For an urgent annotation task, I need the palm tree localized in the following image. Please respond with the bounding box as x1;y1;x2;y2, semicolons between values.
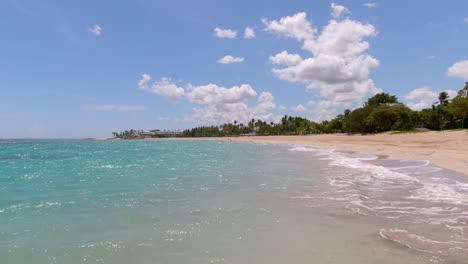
439;92;449;105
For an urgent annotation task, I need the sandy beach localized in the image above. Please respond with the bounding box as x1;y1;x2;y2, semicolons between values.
204;130;468;176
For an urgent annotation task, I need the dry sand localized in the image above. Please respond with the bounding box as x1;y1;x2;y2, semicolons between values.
216;130;468;176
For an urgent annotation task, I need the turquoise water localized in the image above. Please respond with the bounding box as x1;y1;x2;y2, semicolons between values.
1;139;466;263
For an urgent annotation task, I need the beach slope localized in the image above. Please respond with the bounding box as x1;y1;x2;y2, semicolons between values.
224;130;468;176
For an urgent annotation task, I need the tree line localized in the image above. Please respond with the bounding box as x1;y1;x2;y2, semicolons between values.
183;83;468;137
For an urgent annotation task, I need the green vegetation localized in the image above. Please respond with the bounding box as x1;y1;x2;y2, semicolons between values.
183;116;322;137
112;129;183;139
114;83;468;138
112;129;140;139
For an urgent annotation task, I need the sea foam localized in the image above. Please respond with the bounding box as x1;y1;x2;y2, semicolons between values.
288;145;468;258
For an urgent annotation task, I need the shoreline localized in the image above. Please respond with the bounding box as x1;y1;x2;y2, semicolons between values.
161;130;468;177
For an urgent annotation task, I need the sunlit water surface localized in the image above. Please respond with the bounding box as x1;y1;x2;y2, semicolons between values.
0;139;467;263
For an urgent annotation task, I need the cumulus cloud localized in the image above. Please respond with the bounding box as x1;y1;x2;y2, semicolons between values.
302;19;378;57
269;51;303;66
331;3;350;19
187;84;257;105
255;92;276;113
404;87;438;110
187;84;278;124
306;100;347;121
263;4;381;120
88;24;102;36
364;2;378;8
447;60;468;80
138;73;279;123
82;105;148;111
262;12;316;41
404;86;457;110
214;27;237;39
138;73;151;89
138;74;185;101
217;55;245;64
192;104;249;124
292;104;307;112
190;103;280;124
447;90;458;99
273;55;379;85
244;27;256;39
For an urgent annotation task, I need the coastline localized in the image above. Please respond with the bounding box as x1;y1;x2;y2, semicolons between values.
164;130;468;177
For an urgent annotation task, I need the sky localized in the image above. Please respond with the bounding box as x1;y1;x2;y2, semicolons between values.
1;0;468;138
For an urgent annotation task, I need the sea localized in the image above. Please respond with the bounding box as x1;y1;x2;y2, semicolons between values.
0;139;467;264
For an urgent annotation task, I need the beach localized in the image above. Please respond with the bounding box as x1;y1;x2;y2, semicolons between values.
213;130;468;177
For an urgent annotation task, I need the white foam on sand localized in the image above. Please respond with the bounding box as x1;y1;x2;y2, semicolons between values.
288;146;418;183
288;145;468;258
287;145;468;207
379;228;463;254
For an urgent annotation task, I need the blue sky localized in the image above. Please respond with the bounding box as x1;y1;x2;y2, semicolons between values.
1;0;468;138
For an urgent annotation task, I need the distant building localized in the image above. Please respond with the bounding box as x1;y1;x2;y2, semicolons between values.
139;129;182;137
155;130;183;136
140;131;157;137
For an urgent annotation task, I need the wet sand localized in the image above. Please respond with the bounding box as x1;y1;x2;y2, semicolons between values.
216;130;468;177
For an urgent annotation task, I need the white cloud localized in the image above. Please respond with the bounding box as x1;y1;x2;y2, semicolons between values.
88;24;102;36
331;3;350;19
191;103;281;124
306;79;380;104
269;51;302;66
447;90;458;99
464;17;468;23
363;2;378;8
214;27;237;39
292;104;307;112
427;55;436;60
138;73;280;123
192;104;249;124
302;19;378;57
255;92;276;113
187;84;256;105
273;55;379;85
306;100;347;121
404;87;438;110
138;73;151;89
186;84;278;124
262;12;316;41
83;105;148;111
264;5;381;120
217;55;245;64
404;86;458;110
244;27;256;39
138;75;185;101
447;60;468;80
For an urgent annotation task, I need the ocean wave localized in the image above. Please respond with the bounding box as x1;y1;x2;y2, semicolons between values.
379;228;464;255
288;144;468;258
408;183;468;204
288;145;417;183
1;201;65;214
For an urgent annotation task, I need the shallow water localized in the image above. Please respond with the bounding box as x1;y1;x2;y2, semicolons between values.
0;139;466;263
288;145;468;263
